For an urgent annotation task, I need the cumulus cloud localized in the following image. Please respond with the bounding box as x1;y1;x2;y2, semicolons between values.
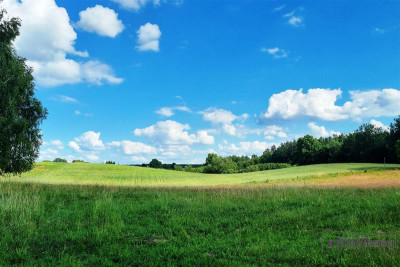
77;5;124;38
2;0;122;87
136;23;161;52
69;131;105;152
260;47;288;58
197;130;215;145
218;141;271;156
68;141;81;152
261;88;346;121
108;140;156;154
134;120;214;145
261;88;400;122
111;0;160;11
308;122;340;138
263;125;287;140
155;106;191;117
342;89;400;119
370;119;389;131
201;108;249;136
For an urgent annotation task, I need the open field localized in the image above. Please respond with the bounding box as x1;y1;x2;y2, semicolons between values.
2;162;400;187
1;163;400;265
0;182;399;266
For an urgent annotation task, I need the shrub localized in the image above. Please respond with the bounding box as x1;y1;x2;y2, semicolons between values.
53;158;67;163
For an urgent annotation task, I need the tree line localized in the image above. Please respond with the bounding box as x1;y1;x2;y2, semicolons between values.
145;116;400;174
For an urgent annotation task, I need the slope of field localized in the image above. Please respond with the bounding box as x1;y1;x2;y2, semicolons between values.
2;162;400;187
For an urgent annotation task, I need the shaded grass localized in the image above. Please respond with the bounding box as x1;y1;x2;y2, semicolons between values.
3;162;400;187
0;182;399;266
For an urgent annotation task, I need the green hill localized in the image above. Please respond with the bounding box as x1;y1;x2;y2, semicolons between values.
3;162;400;187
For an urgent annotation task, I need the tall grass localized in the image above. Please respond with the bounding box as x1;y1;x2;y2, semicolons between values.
0;182;399;266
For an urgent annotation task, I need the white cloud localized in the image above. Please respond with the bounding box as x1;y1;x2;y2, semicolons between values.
131;156;149;163
342;89;400;119
71;131;105;151
77;5;124;38
308;122;340;138
81;60;124;85
134;120;214;145
373;27;385;34
49;140;64;149
273;5;285;12
68;141;81;152
108;140;156;155
111;0;160;11
136;23;161;52
59;95;78;103
86;154;99;161
283;10;303;27
197;130;214;145
218;141;270;156
155;106;191;117
263;125;287;140
370;119;389;131
260;47;288;58
160;145;192;157
262;88;400;122
201;108;248;136
261;88;348;121
2;0;122;87
43;140;64;149
38;148;58;161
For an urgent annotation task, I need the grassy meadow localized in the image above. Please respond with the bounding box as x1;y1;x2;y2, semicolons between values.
1;163;400;265
5;161;400;187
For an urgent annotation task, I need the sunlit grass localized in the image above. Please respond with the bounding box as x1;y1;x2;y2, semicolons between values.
2;162;399;187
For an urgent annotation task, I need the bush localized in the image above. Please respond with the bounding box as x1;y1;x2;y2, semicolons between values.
72;159;84;163
105;161;115;164
53;158;67;163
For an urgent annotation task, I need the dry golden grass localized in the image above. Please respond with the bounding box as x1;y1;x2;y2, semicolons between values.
268;170;400;189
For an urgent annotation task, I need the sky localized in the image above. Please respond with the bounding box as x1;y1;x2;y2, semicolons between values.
1;0;400;164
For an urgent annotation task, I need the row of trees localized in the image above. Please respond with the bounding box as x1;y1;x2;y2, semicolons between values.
145;116;400;173
261;117;400;165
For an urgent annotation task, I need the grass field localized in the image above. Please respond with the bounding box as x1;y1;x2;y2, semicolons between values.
3;162;400;187
0;182;399;266
1;163;400;265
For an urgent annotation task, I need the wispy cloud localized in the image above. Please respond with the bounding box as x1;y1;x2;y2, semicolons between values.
273;5;285;12
283;10;304;27
260;47;288;58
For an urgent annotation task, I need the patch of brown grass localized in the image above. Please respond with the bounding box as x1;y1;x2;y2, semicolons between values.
283;170;400;189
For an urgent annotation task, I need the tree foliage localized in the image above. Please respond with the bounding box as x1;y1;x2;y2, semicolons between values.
149;158;162;169
0;10;47;175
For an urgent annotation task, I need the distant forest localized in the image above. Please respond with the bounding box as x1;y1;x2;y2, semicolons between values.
141;116;400;174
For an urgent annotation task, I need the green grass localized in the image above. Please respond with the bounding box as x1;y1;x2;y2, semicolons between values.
3;162;400;187
1;163;399;265
0;182;399;266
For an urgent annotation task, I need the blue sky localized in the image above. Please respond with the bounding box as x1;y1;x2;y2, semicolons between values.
2;0;400;163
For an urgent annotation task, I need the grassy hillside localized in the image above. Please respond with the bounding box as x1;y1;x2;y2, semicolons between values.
1;182;399;266
3;162;399;187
